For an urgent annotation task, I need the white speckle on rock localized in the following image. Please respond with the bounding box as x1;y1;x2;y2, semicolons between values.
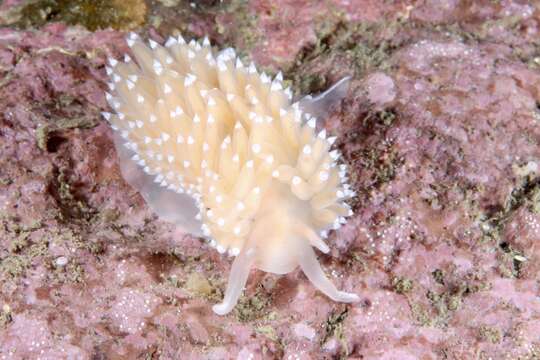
322;337;338;351
365;72;396;105
236;347;255;360
292;322;316;341
54;256;68;267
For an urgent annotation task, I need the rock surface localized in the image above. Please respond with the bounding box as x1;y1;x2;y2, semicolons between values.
1;1;539;359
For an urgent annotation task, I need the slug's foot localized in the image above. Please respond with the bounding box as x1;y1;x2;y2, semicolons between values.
212;247;256;315
299;244;359;303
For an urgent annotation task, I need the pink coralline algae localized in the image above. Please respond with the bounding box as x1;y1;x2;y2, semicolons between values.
1;1;540;359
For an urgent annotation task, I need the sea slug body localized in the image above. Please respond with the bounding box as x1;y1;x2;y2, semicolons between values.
103;32;359;315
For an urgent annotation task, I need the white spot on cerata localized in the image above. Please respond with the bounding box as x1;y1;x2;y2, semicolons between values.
104;35;355;315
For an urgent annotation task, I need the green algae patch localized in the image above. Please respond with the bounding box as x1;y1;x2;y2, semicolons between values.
392;276;413;294
1;255;28;278
0;217;47;279
479;170;540;245
286;16;404;95
530;184;540;213
32;93;101;153
478;325;502;344
401;270;491;328
497;242;526;279
235;292;270;322
16;0;146;31
432;269;445;285
354;142;405;189
185;272;213;298
321;308;350;358
410;302;432;327
234;284;273;323
0;305;13;328
48;259;86;284
255;325;278;342
215;0;261;56
1;241;49;278
147;0;259;61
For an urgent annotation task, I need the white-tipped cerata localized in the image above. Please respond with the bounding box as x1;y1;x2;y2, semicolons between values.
104;34;356;316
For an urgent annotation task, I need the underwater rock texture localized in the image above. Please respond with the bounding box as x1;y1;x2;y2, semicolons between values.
1;1;540;359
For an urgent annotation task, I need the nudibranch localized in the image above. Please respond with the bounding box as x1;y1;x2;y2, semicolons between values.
103;32;359;315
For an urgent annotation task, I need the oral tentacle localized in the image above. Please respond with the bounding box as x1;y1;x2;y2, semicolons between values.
298;243;359;303
212;246;256;315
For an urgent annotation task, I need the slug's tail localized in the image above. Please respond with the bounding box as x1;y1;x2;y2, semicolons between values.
297;76;351;129
112;131;204;236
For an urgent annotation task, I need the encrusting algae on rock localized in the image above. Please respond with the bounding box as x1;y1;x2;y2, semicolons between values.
102;32;358;315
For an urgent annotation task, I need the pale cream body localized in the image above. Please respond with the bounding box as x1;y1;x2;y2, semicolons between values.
104;33;358;315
